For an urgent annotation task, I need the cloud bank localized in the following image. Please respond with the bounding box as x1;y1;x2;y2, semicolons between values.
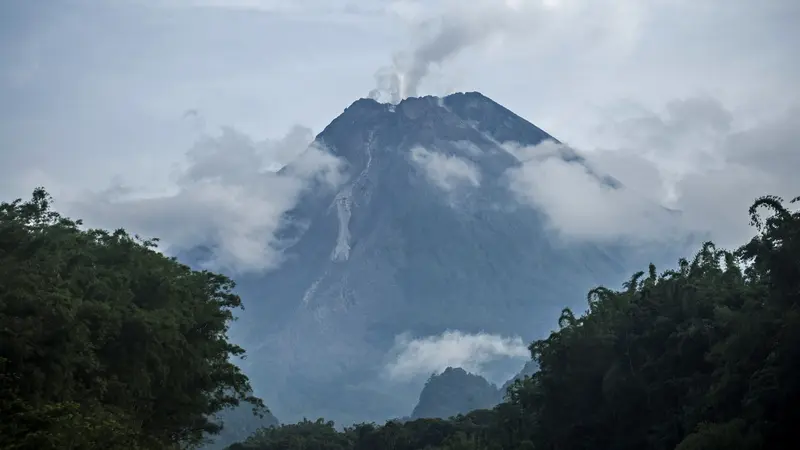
385;330;530;381
69;125;346;273
410;146;481;192
504;97;800;249
505;139;682;244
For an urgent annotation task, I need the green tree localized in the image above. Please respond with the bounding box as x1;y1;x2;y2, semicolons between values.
0;188;265;449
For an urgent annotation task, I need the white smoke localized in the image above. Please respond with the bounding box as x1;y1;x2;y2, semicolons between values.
368;0;632;103
368;1;522;102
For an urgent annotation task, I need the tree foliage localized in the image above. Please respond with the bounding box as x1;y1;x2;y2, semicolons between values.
225;194;799;450
0;188;265;450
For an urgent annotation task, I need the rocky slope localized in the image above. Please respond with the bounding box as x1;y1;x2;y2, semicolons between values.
198;92;652;425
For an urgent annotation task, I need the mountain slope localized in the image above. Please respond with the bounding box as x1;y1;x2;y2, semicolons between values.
203;407;279;450
217;92;645;425
408;359;540;421
411;368;503;420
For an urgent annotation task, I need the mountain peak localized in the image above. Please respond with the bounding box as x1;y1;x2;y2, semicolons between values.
347;91;492;108
316;91;557;174
233;91;633;426
338;92;549;141
411;366;503;419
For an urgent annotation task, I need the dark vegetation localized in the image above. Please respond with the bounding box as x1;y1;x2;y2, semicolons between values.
204;405;279;450
410;368;504;420
2;188;798;449
0;189;265;450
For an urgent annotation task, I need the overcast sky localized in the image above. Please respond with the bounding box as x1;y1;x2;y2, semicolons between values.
3;0;799;384
2;0;799;266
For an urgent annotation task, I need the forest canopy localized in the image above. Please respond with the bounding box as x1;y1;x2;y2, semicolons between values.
0;188;265;450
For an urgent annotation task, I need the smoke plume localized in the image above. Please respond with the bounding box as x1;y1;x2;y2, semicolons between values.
369;0;554;103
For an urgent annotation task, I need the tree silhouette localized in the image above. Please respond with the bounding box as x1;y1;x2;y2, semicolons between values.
0;188;265;450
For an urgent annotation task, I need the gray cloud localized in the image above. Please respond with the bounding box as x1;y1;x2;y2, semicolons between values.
505;140;680;244
385;330;530;381
0;0;391;199
69;126;346;273
410;146;481;192
505;98;800;249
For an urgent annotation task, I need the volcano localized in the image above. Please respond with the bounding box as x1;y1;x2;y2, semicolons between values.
217;92;642;426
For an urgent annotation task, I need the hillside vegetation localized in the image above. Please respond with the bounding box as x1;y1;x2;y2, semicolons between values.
0;189;265;450
1;188;798;450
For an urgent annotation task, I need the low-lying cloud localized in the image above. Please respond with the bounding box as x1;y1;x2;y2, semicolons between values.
385;330;530;381
410;146;481;192
69;125;346;273
505;140;682;244
504;97;800;249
